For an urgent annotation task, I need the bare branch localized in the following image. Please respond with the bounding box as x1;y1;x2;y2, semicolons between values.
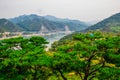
77;71;83;80
89;75;96;80
87;52;96;62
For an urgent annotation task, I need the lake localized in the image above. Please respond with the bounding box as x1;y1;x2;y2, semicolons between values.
44;33;66;51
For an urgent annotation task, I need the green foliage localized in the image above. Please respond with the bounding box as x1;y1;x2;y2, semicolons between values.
51;31;120;80
98;67;120;80
0;31;120;80
110;26;120;33
0;36;50;80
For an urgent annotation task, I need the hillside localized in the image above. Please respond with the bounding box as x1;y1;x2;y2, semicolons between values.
9;14;89;32
0;19;22;32
84;13;120;33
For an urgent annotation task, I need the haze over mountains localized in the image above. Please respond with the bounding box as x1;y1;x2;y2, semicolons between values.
0;12;120;33
0;14;89;33
84;12;120;33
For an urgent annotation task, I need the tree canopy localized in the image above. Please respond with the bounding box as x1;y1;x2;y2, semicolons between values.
0;32;120;80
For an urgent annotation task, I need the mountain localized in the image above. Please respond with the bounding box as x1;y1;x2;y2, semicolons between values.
0;19;22;32
84;13;120;33
45;15;90;30
9;14;89;32
44;15;69;22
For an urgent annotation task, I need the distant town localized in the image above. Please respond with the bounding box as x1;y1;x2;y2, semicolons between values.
0;25;73;40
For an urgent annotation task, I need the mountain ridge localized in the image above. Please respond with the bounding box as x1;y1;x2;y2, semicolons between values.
83;12;120;32
9;14;89;32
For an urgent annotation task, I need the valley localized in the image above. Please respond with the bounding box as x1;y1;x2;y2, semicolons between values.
0;10;120;80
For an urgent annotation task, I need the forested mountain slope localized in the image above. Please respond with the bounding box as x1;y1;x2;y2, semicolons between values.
0;19;22;32
84;13;120;32
9;14;89;31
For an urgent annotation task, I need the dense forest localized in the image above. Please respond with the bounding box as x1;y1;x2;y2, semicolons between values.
84;13;120;32
0;31;120;80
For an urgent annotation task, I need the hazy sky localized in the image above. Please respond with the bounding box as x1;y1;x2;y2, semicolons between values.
0;0;120;21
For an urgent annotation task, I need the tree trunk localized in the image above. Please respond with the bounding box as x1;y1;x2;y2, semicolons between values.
84;75;88;80
84;62;90;80
84;69;89;80
33;66;37;80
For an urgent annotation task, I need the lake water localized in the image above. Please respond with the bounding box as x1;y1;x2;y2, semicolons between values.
44;33;66;51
